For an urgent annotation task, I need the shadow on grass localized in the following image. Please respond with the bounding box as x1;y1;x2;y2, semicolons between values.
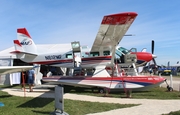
17;97;54;108
0;95;12;98
32;110;52;114
0;84;20;88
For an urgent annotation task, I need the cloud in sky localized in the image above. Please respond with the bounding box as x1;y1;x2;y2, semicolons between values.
0;0;180;65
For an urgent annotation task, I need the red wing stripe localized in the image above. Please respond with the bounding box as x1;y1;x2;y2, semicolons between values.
101;12;137;25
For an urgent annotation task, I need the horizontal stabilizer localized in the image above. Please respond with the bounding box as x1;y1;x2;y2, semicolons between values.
11;39;37;57
10;50;37;56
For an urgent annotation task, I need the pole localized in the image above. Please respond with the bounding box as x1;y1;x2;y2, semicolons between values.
0;75;4;107
50;86;69;115
22;72;26;99
170;73;173;88
159;73;162;87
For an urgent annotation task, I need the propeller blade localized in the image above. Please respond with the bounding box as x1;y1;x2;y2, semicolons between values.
152;40;154;54
153;58;157;66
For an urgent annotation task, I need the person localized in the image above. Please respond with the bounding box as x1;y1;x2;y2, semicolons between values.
149;68;153;75
27;69;35;92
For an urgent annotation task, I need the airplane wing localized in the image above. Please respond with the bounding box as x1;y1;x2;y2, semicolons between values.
90;12;138;64
0;66;33;75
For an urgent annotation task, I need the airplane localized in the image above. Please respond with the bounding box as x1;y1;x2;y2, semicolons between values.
11;12;166;96
11;30;156;68
10;13;157;69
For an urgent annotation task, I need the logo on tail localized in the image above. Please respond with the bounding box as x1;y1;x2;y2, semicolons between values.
20;39;32;45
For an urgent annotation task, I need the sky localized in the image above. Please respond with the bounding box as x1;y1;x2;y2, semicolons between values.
0;0;180;66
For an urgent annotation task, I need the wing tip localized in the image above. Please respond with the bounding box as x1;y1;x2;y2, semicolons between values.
102;12;138;25
105;12;138;17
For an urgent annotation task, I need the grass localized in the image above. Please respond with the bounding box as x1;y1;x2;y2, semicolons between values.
67;86;180;99
0;89;137;115
1;85;180;115
162;111;180;115
68;87;180;115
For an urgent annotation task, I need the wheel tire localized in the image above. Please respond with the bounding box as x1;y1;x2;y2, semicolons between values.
169;87;173;91
99;88;104;94
167;86;173;91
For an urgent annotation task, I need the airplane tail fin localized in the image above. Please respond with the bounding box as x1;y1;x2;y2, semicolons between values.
17;28;37;55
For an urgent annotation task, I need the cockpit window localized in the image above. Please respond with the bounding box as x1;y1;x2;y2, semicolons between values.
117;47;130;55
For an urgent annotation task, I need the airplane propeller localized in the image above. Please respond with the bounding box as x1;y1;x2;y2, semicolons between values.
151;40;154;54
151;40;157;65
145;40;158;74
151;40;158;73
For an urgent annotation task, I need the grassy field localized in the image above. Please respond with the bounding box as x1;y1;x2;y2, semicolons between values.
65;86;180;99
162;111;180;115
64;86;180;115
1;85;180;115
0;89;137;115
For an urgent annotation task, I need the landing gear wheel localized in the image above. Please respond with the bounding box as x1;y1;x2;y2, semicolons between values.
126;90;132;98
91;88;94;93
167;85;173;91
98;88;104;94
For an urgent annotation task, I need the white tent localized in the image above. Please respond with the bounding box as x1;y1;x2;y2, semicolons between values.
0;43;72;85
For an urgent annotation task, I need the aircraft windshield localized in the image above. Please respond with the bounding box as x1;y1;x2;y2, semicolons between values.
117;47;130;55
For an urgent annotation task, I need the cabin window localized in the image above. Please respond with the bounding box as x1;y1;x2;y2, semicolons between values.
81;52;89;57
90;52;99;57
103;51;110;56
66;54;72;58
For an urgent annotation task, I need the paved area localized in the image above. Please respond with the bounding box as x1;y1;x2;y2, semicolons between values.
1;86;180;115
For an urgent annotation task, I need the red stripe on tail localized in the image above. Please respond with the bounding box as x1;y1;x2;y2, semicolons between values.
13;40;22;46
17;28;31;38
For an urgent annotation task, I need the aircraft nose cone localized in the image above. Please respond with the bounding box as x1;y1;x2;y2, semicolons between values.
152;54;157;58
